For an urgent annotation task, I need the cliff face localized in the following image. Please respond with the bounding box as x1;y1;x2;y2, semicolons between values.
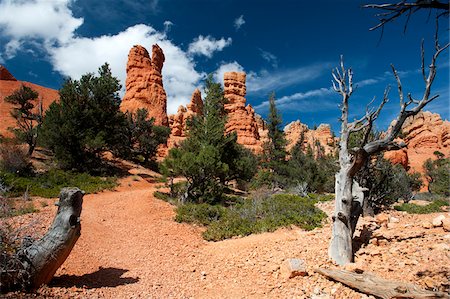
0;66;59;137
284;121;336;156
385;111;450;174
167;89;203;149
120;44;168;126
223;72;263;153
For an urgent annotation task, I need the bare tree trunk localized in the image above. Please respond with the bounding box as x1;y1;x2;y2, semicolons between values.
316;268;449;299
24;188;84;290
328;32;448;264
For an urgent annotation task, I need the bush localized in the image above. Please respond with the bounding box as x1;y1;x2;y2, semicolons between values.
0;142;32;174
424;154;449;196
175;193;326;241
356;156;422;213
0;169;117;198
0;222;32;292
394;199;449;214
175;203;228;226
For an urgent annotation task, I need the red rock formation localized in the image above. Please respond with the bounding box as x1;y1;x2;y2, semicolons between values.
0;65;17;81
384;148;409;169
385;111;450;174
223;72;262;153
167;89;204;149
0;67;59;137
284;121;336;156
120;44;168;126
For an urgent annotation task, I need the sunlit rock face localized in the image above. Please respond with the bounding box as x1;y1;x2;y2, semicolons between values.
0;66;59;137
284;121;337;156
167;89;203;149
385;111;450;176
121;44;168;126
223;72;263;153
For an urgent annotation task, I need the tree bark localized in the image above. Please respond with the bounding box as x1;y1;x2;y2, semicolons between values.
24;187;84;290
315;268;449;299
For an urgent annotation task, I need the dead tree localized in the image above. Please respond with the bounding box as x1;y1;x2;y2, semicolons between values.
1;188;84;292
364;0;449;34
329;35;449;265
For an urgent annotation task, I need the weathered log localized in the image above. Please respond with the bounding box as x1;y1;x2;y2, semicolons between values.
24;187;84;290
315;268;449;299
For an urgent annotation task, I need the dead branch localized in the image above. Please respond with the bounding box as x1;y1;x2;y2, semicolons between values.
315;268;449;299
364;1;449;32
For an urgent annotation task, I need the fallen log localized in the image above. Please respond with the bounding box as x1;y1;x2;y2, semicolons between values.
1;188;84;292
315;268;449;299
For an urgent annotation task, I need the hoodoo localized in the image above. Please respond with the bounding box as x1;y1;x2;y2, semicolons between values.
120;44;169;126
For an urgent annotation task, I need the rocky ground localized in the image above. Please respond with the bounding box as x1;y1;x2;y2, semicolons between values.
2;166;449;298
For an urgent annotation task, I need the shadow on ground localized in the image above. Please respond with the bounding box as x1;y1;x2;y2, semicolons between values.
50;267;139;289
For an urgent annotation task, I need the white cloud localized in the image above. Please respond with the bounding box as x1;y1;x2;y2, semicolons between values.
0;0;216;115
0;0;83;48
247;62;332;94
188;35;232;58
254;87;334;111
213;61;245;84
234;15;245;30
48;24;204;114
163;20;174;32
258;48;278;68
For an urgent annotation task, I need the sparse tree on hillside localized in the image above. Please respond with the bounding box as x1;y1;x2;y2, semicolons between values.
262;92;289;189
329;33;448;264
424;151;449;196
123;108;170;165
5;85;43;156
40;63;126;171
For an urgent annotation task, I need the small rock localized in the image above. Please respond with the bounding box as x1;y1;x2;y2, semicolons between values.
280;258;307;279
432;215;445;227
389;216;400;223
442;218;450;232
422;221;433;229
375;214;389;226
201;271;207;276
387;223;397;229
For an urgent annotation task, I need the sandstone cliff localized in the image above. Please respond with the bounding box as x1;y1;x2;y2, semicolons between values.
223;72;262;153
284;121;336;156
167;89;203;149
0;66;59;137
385;111;450;173
120;44;168;126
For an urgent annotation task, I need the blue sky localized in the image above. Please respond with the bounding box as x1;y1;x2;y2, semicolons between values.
0;0;448;133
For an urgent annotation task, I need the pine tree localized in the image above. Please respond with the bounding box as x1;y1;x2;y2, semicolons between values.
263;92;289;188
5;85;43;156
163;75;256;203
41;63;126;171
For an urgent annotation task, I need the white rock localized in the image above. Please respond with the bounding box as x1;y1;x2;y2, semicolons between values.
432;215;446;227
389;216;400;223
280;258;307;279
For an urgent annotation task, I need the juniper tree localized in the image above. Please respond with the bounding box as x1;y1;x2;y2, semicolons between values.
5;85;43;156
41;63;126;171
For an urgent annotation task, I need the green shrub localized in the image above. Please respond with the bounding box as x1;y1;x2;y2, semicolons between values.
0;199;38;218
424;155;449;196
153;191;170;202
394;199;449;214
175;193;326;241
308;193;334;202
0;169;117;198
175;203;228;226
